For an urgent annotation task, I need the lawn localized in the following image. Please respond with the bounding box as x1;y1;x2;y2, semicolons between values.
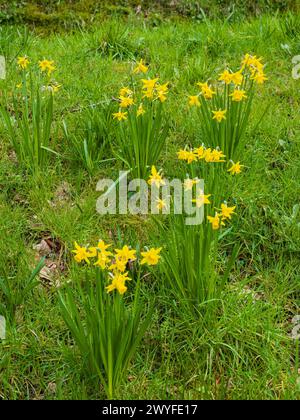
0;2;299;400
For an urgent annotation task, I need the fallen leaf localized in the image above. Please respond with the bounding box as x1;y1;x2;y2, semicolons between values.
33;239;52;256
39;264;61;288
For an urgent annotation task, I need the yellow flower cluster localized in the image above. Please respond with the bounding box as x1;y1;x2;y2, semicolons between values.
38;59;56;76
177;146;244;175
112;86;134;121
17;56;61;94
113;59;169;122
17;56;56;76
177;146;226;163
189;189;236;230
207;203;236;230
197;82;216;99
188;53;267;111
219;54;267;86
141;78;169;102
241;54;268;84
146;165;237;229
72;240;162;295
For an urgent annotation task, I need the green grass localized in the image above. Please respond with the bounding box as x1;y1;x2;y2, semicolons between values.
0;0;298;30
0;10;299;400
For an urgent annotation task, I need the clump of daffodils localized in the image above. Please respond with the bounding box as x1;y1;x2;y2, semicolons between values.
177;145;226;164
187;53;267;160
16;56;61;94
188;53;267;111
207;203;236;230
146;165;236;230
177;145;244;175
241;53;268;84
112;58;169;122
72;240;162;295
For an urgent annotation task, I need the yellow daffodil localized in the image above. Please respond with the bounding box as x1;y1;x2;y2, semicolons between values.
49;83;62;93
207;212;224;230
177;149;189;160
38;59;56;76
192;191;211;208
137;103;145;116
156;82;169;102
186;150;197;164
228;161;244;174
141;78;159;99
94;252;111;269
218;69;232;84
156;91;167;102
188;95;200;107
148;166;165;188
156;198;167;210
133;59;148;74
241;53;252;67
231;71;243;86
197;82;216;99
184;178;199;191
89;240;113;268
141;78;159;90
143;88;153;99
194;146;205;159
17;56;30;70
119;95;134;108
109;258;127;273
113;111;128;121
203;148;213;162
178;148;200;163
230;89;247;102
252;71;268;84
87;247;98;258
114;245;136;263
209;149;226;163
72;242;93;264
212;109;227;123
250;56;264;72
119;86;133;96
220;203;236;220
242;53;255;67
106;271;131;295
141;247;162;266
241;54;264;74
96;240;112;253
204;148;226;163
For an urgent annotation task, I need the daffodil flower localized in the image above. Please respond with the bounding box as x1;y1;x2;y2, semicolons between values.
141;248;162;266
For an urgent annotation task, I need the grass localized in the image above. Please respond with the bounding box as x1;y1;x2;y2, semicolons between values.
0;10;299;400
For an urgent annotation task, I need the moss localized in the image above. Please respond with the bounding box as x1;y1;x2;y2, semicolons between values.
103;5;132;16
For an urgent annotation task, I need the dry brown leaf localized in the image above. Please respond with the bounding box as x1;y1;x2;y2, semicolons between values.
33;239;52;256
